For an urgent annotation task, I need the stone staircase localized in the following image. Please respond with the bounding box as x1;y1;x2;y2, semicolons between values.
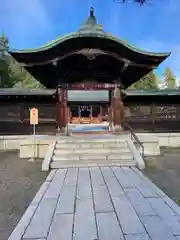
50;137;136;168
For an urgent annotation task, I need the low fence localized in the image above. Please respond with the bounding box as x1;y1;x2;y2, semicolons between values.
0;102;180;134
124;104;180;132
0;103;57;135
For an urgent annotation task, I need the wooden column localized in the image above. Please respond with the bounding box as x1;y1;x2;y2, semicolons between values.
108;106;113;131
56;88;62;131
108;90;112;130
90;105;93;122
99;105;103;122
111;85;124;133
68;107;71;123
61;88;68;129
56;87;68;133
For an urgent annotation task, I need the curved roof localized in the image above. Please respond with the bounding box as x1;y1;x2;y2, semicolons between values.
10;32;170;57
8;8;170;89
9;8;170;58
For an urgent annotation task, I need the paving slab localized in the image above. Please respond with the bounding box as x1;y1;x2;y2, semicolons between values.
125;188;156;216
125;234;150;240
55;168;78;214
47;213;73;240
23;199;57;239
73;198;97;240
140;215;177;240
96;211;124;240
43;169;67;199
9;167;180;240
76;168;92;199
90;167;113;212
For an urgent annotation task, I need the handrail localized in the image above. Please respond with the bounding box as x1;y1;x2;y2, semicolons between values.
122;122;144;157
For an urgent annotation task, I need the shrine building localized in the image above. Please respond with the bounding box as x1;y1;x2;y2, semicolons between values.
3;7;177;135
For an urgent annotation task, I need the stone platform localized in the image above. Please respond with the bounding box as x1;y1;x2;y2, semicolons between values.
9;167;180;240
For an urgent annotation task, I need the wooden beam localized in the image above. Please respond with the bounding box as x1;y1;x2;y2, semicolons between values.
120;62;129;73
19;48;156;70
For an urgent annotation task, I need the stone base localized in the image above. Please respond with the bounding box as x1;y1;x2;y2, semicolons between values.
57;126;71;136
113;125;123;134
20;139;51;159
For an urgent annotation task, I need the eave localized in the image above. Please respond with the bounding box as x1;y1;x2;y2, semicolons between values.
9;32;170;59
8;8;170;89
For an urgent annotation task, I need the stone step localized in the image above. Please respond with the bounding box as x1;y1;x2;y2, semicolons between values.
55;141;128;149
56;139;128;144
52;152;133;161
50;159;135;168
54;147;131;155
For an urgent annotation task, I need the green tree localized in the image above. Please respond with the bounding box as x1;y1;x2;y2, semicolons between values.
13;74;44;88
0;33;43;89
0;33;12;87
164;67;176;89
0;33;21;87
10;57;44;88
129;71;158;90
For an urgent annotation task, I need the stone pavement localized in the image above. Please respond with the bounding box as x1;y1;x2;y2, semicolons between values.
9;167;180;240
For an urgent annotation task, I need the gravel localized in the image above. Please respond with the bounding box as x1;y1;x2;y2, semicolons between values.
0;151;48;240
144;147;180;203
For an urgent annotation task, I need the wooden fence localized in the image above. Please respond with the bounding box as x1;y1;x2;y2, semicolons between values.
0;102;180;134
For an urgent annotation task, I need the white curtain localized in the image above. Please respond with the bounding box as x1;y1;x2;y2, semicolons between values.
68;90;109;102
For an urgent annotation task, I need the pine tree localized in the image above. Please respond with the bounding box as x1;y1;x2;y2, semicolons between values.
164;67;176;89
129;71;158;90
0;33;19;87
0;33;43;89
0;33;10;87
145;71;158;89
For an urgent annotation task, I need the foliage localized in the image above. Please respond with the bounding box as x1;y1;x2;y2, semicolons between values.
129;71;158;90
0;33;16;87
164;67;176;89
0;33;43;89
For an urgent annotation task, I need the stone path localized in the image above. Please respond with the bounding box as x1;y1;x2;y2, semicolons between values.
8;167;180;240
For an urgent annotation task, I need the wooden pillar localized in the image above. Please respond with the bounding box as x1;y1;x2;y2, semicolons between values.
108;90;112;130
56;102;62;130
61;88;68;129
111;85;124;133
68;106;71;123
90;105;93;122
56;88;62;131
99;105;103;122
56;86;68;133
108;106;113;130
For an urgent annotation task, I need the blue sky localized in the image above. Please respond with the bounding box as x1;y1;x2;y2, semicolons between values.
0;0;180;80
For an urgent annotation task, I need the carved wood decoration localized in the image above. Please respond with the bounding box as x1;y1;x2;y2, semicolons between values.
58;83;121;90
20;48;155;70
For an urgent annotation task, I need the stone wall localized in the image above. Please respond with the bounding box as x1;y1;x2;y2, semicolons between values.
0;133;180;159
